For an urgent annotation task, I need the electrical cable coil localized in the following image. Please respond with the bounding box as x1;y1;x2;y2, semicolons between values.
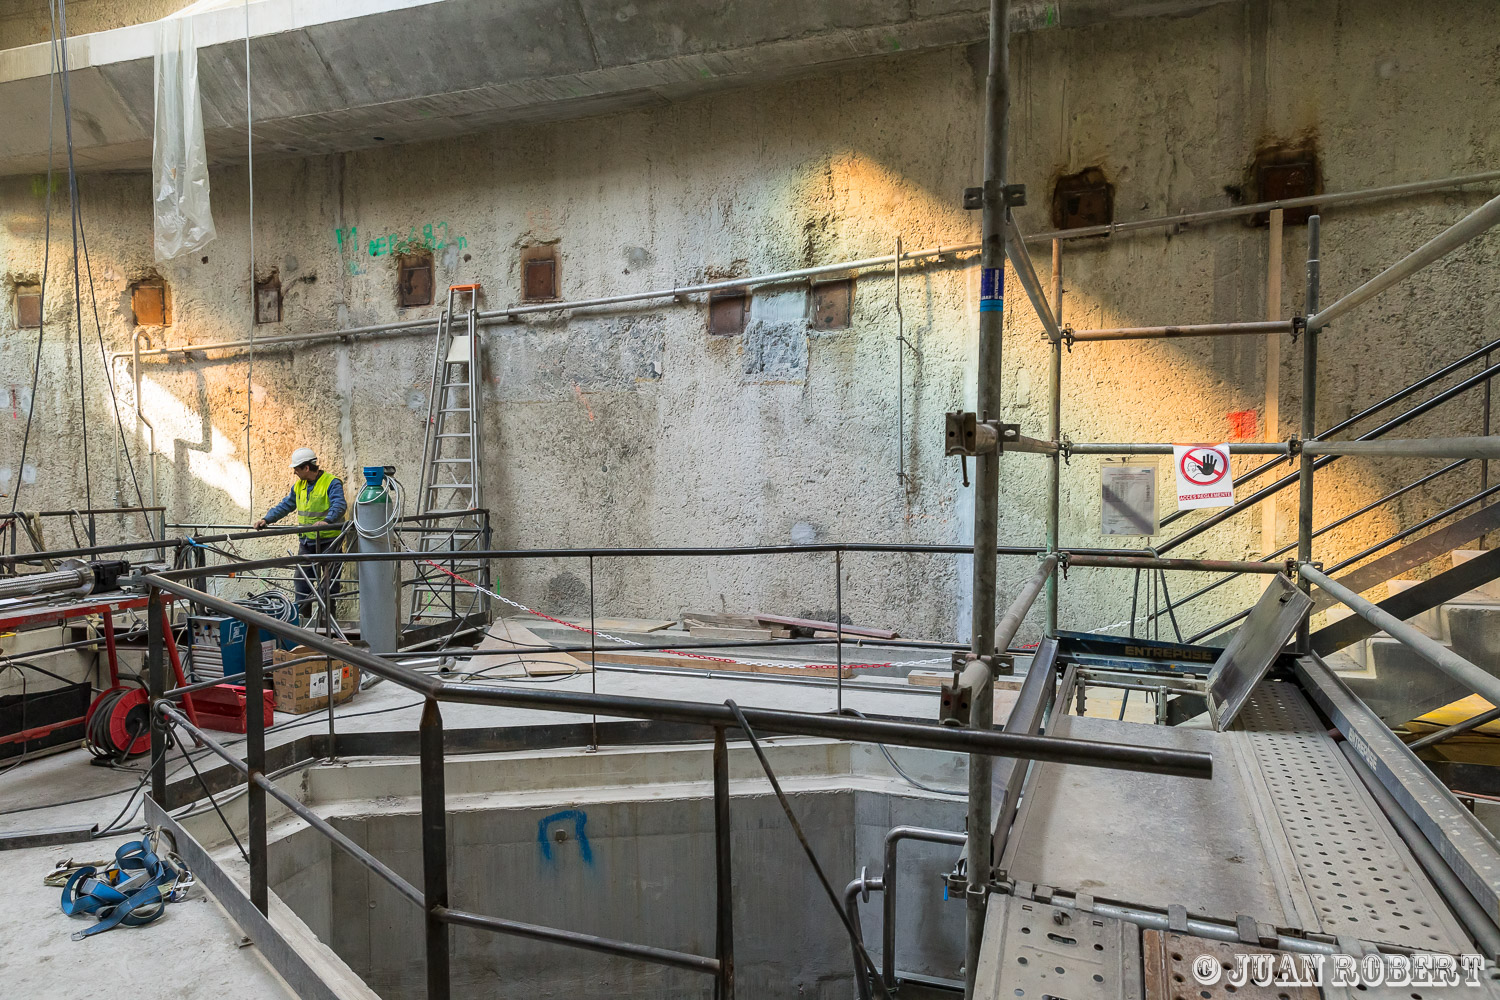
85;687;151;760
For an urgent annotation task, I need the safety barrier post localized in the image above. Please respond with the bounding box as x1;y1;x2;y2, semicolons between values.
713;726;736;1000
244;627;269;915
1296;215;1321;653
147;587;168;805
420;698;451;1000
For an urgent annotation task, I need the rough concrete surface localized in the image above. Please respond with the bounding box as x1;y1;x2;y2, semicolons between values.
2;0;1499;648
0;840;296;1000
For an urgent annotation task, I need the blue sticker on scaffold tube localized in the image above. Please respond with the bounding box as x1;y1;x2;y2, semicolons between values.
980;267;1003;312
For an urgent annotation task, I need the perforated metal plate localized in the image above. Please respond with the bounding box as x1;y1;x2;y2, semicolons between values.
1143;931;1317;1000
1234;684;1470;952
974;893;1143;1000
1206;574;1311;731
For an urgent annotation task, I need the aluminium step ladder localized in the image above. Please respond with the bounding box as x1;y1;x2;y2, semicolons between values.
409;285;491;627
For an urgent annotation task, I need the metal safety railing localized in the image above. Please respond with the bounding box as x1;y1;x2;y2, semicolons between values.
136;556;1212;1000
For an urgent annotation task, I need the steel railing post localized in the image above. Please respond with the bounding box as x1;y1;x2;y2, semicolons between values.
147;587;168;805
713;726;735;1000
420;698;451;1000
1046;238;1063;636
1296;215;1321;653
244;626;269;915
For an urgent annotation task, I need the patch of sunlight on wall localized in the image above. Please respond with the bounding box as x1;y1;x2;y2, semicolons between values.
123;375;252;510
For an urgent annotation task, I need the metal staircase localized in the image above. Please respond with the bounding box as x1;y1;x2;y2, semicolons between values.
409;285;490;627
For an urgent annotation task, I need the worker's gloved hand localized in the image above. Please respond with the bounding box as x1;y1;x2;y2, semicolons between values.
253;518;268;530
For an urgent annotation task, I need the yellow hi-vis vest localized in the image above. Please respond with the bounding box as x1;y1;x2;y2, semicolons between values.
293;472;342;540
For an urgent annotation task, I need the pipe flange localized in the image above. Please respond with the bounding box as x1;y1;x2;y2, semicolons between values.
1062;327;1076;351
1059;435;1074;464
1286;435;1304;456
1290;315;1306;341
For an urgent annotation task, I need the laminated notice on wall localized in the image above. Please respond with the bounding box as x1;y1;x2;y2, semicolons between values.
1101;461;1159;535
1173;444;1235;510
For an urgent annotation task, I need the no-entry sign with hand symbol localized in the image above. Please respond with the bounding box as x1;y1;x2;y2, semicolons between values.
1173;443;1234;510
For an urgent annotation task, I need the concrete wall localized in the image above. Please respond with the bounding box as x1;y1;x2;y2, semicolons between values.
270;789;966;999
3;0;1499;644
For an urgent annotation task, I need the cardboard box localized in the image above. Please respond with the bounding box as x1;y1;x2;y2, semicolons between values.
271;645;360;714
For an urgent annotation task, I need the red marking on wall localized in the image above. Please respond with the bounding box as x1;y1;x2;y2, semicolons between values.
1227;409;1259;441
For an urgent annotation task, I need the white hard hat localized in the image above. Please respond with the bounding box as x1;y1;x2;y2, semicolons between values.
288;447;317;468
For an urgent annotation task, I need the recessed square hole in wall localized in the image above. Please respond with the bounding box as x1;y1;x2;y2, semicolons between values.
397;253;434;307
810;278;854;331
1052;167;1114;231
13;285;40;328
1252;143;1320;225
130;279;170;326
708;288;749;336
255;274;282;324
521;246;559;303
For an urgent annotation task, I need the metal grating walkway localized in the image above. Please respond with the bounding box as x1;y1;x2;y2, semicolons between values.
1000;682;1470;952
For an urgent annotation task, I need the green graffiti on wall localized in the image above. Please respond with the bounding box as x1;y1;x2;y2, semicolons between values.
333;221;468;275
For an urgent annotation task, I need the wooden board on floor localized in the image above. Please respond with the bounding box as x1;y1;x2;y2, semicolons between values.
522;616;677;633
683;611;765;630
569;648;852;678
467;621;589;677
687;625;791;640
908;668;1024;691
754;613;900;640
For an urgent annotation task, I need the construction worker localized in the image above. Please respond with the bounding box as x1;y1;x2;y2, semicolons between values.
254;448;346;618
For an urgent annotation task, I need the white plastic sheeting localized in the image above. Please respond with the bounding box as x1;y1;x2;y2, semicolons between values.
152;13;215;261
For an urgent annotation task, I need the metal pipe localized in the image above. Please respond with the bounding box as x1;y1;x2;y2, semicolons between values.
1159;333;1500;533
135;575;1214;778
1310;192;1500;334
1297;217;1322;654
881;826;968;990
1004;215;1061;343
845;874;885;1000
108;171;1500;371
713;727;736;999
1046;239;1062;637
1303;437;1500;459
434;906;719;974
1067;442;1291;455
1151;458;1470;621
1157;359;1500;554
1325;482;1500;575
148;589;167;805
1409;707;1500;752
1339;742;1500;960
1068;319;1295;342
132;330;157;508
968;2;1012;990
0;563;91;600
1067;554;1282;574
421;699;451;1000
244;627;268;915
1300;563;1500;709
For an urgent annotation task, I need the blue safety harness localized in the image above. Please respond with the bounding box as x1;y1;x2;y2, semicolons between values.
60;835;192;940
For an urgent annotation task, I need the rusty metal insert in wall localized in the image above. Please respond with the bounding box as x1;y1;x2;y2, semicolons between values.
521;245;559;302
255;274;282;325
130;278;170;327
708;288;748;335
1052;167;1114;231
1251;143;1320;225
397;253;434;307
13;285;40;328
810;277;854;330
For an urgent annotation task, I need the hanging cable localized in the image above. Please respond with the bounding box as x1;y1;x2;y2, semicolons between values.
52;0;95;534
9;2;60;516
243;0;256;515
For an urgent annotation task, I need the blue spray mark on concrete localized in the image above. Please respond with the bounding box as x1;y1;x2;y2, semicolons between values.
537;809;593;866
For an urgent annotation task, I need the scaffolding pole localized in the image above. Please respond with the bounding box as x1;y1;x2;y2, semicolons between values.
1046;239;1063;637
1309;191;1500;334
967;0;1011;992
1067;319;1296;342
1296;216;1322;654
